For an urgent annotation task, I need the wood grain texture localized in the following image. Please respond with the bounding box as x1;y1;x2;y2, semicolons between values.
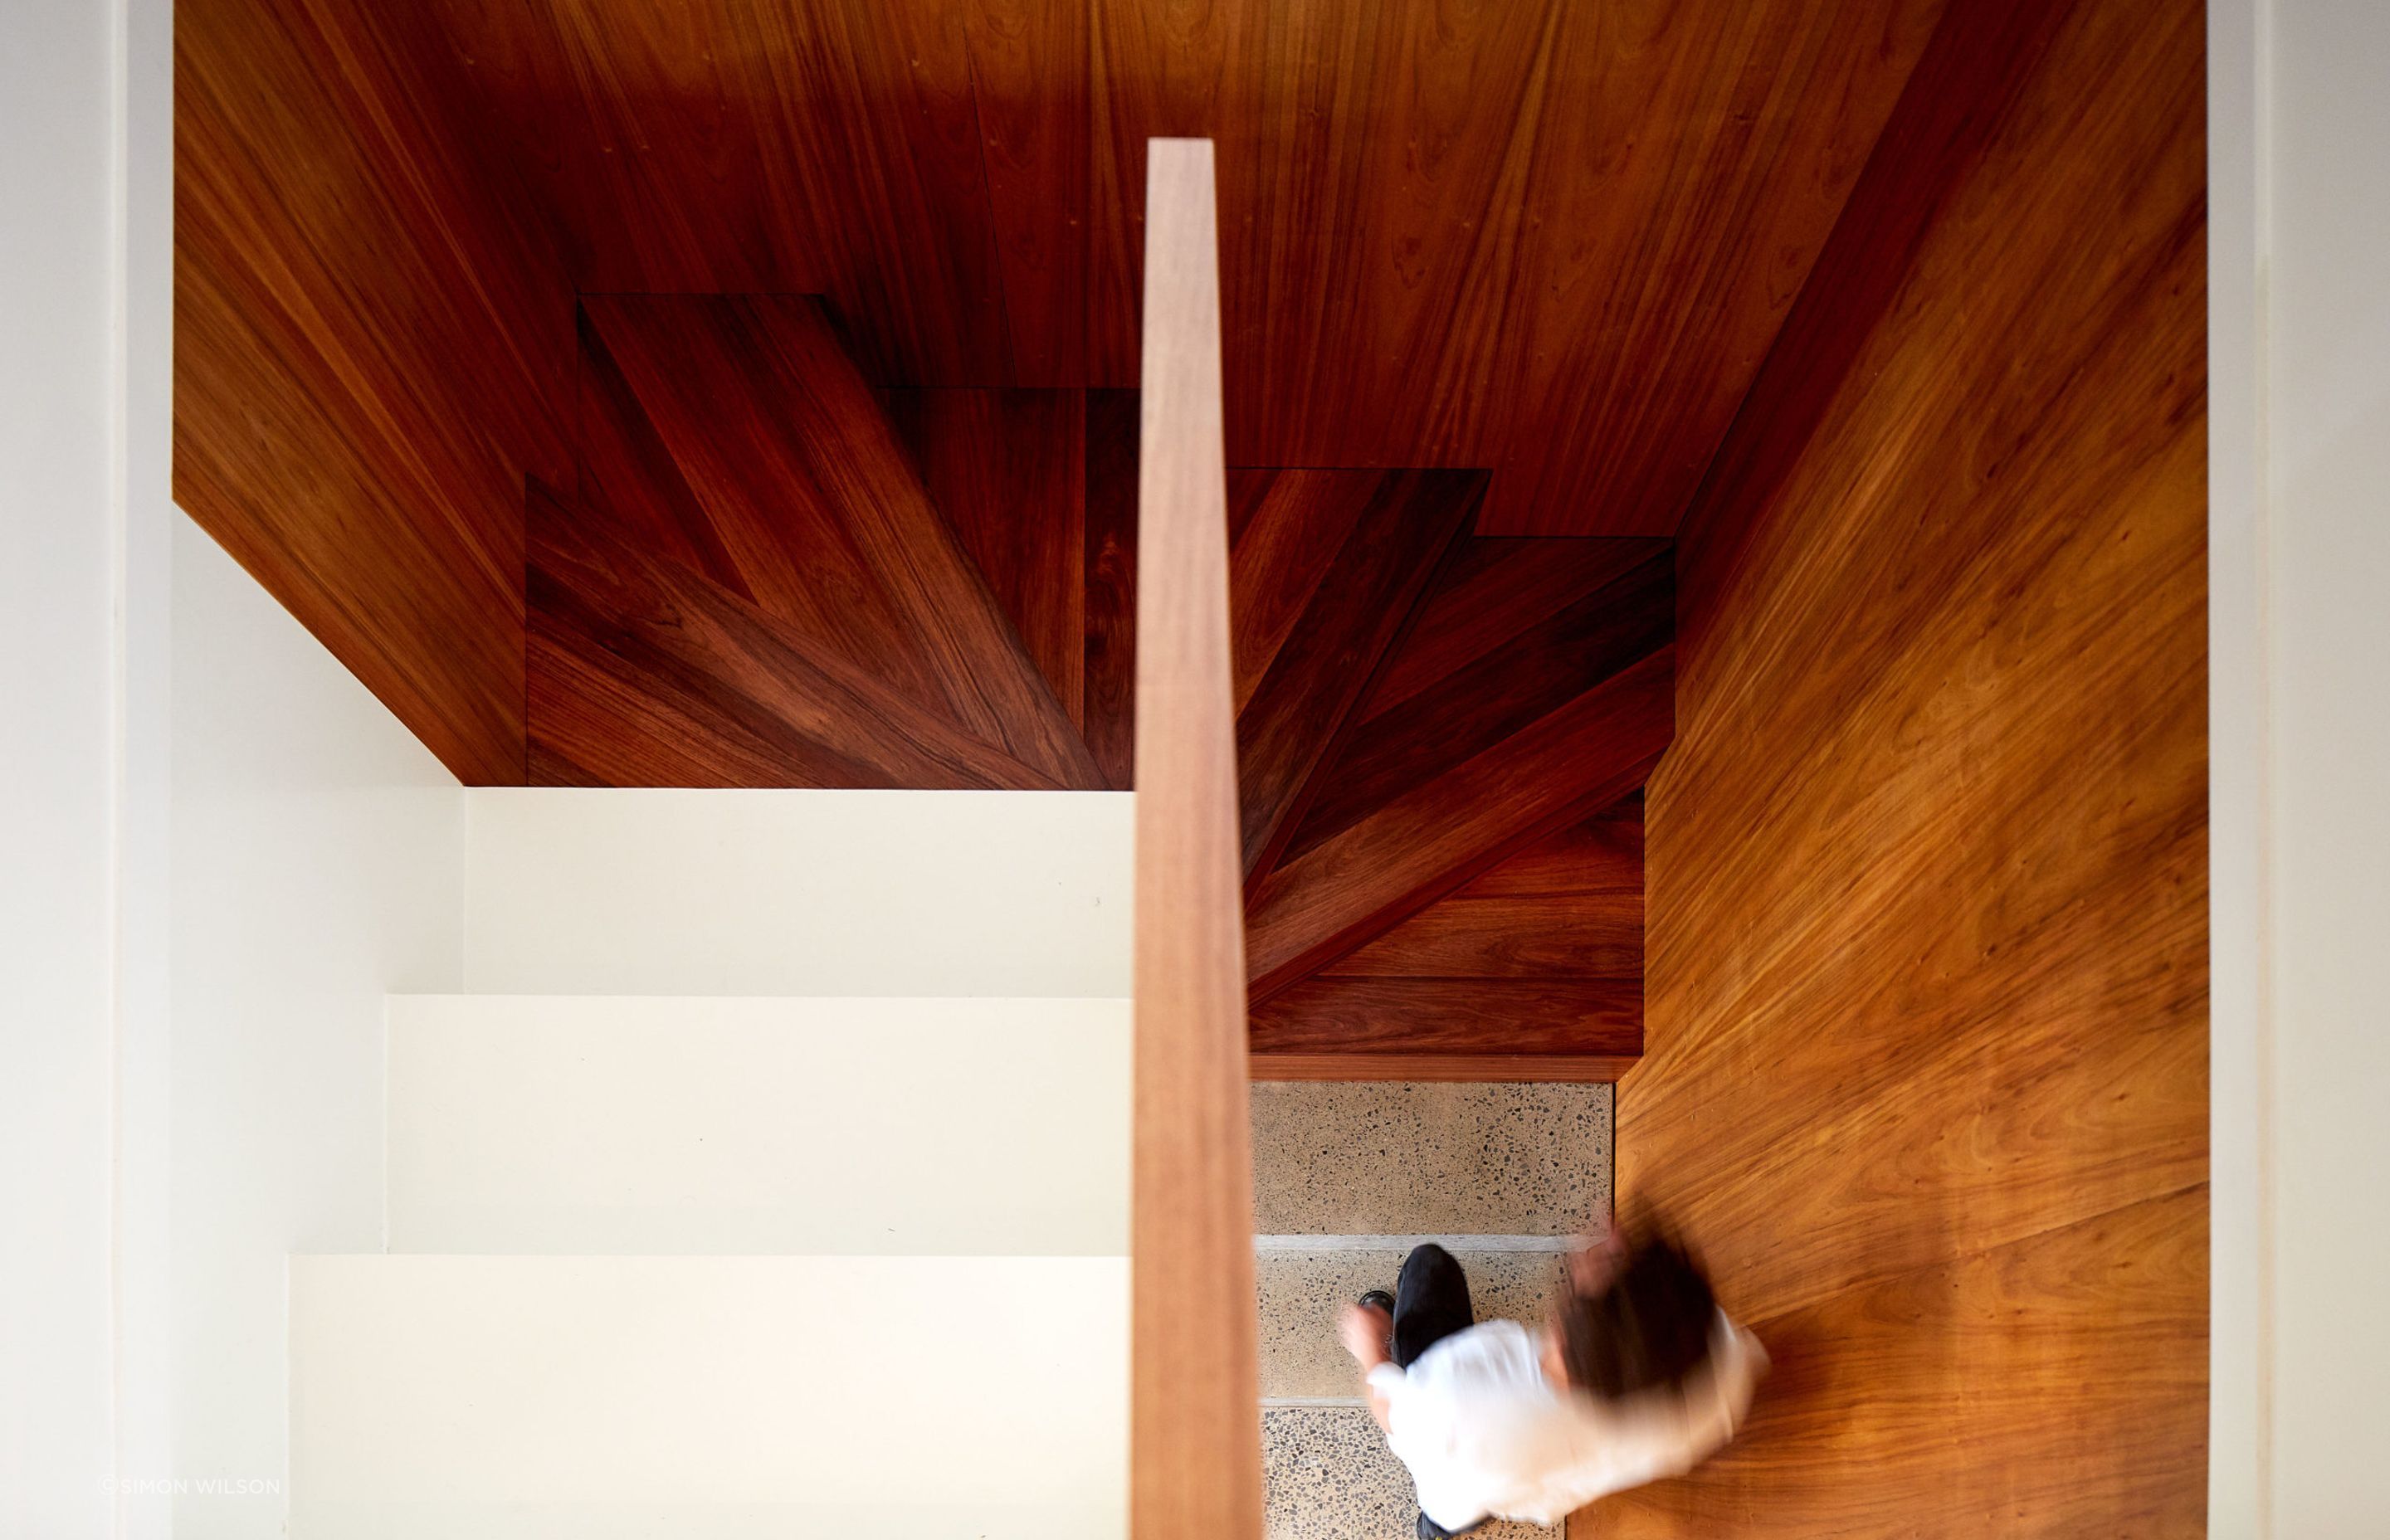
885;388;1089;726
1593;0;2207;1531
1083;388;1141;789
1361;541;1671;723
1246;646;1673;998
963;0;1090;385
176;0;571;783
181;0;1701;1094
1130;140;1263;1540
1445;0;1944;533
528;482;1064;790
1250;980;1641;1062
1251;1054;1638;1084
1670;0;2084;674
427;0;1944;532
1455;806;1643;900
1588;1189;2207;1536
432;0;1015;383
1254;808;1646;1076
1289;542;1673;860
1232;469;1483;881
1324;895;1639;979
1227;471;1382;707
567;294;1100;789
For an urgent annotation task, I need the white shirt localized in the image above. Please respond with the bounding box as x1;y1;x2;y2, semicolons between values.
1364;1309;1766;1529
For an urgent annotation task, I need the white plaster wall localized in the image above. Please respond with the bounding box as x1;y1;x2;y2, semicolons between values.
169;514;466;1537
2213;2;2390;1532
121;0;178;1528
2208;1;2264;1529
0;1;124;1533
2260;3;2390;1531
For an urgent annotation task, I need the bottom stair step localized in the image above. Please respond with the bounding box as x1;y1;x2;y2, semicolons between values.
1250;1082;1612;1236
1264;1406;1554;1540
289;1255;1126;1538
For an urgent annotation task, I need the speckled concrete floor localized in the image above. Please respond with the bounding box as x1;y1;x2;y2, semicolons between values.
1251;1082;1608;1538
1262;1406;1555;1540
1250;1081;1612;1236
1256;1246;1566;1400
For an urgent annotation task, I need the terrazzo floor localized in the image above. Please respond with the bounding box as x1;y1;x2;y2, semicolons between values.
1262;1406;1553;1540
1250;1081;1612;1236
1251;1081;1608;1540
1256;1245;1565;1399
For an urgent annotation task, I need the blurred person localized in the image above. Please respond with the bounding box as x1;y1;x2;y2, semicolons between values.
1338;1225;1765;1538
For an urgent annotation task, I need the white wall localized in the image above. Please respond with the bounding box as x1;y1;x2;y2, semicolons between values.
2207;2;2264;1530
122;0;178;1527
0;0;125;1533
2213;2;2390;1533
169;514;466;1537
2259;2;2390;1532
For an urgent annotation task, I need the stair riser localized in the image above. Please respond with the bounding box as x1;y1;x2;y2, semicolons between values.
388;995;1129;1255
461;787;1130;997
290;1255;1127;1537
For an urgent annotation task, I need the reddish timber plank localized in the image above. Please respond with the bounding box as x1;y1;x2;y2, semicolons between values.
528;481;1061;791
1235;469;1483;880
1607;0;2204;1528
885;387;1089;728
577;304;757;602
1246;646;1674;997
1289;545;1672;860
437;0;1934;537
1227;470;1380;709
1083;387;1141;788
961;0;1090;385
1251;1055;1637;1084
1456;808;1644;899
1249;978;1641;1060
1589;1192;2207;1537
578;294;1099;787
1360;539;1671;723
1324;894;1640;978
1671;0;2080;685
176;0;570;784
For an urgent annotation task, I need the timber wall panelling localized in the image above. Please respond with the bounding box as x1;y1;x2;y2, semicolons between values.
1601;0;2206;1530
177;0;572;783
420;0;1948;532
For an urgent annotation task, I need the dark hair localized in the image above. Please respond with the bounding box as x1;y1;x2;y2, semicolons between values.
1557;1232;1716;1398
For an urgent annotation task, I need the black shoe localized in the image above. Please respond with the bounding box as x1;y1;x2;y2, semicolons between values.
1358;1289;1396;1313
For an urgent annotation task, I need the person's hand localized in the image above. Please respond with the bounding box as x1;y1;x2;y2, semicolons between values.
1340;1301;1393;1368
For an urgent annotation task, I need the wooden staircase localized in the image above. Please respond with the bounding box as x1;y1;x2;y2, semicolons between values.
530;290;1671;1079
